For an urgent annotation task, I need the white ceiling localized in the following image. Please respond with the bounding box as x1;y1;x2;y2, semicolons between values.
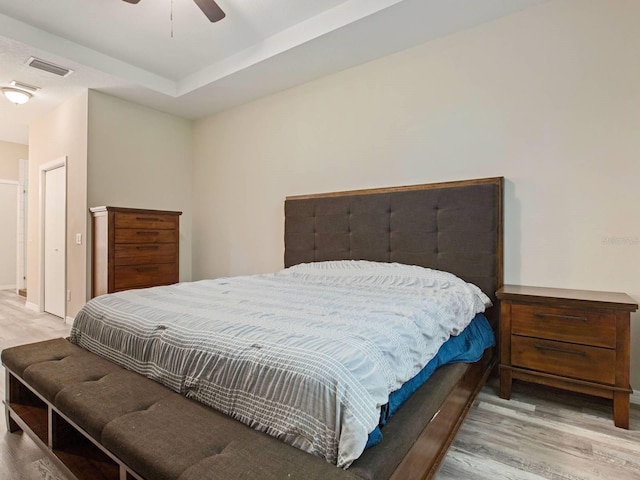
0;0;547;145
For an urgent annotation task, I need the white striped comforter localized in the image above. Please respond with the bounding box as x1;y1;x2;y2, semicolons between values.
70;261;490;467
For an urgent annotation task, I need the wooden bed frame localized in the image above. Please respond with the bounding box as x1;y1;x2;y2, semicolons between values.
3;176;503;480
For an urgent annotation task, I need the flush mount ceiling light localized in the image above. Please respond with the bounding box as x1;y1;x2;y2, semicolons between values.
10;80;40;93
2;87;33;105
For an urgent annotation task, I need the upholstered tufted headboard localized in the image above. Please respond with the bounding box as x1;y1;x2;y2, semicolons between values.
284;177;504;322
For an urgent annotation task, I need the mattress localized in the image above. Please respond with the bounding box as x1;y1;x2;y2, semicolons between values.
70;260;490;467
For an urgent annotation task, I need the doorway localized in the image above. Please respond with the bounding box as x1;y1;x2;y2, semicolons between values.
0;180;18;290
40;159;66;319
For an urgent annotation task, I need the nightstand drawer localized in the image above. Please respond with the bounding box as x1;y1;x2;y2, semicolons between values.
511;336;615;385
511;304;616;348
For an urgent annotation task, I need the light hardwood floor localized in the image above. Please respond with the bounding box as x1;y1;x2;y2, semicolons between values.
437;380;640;479
1;289;639;480
0;289;71;480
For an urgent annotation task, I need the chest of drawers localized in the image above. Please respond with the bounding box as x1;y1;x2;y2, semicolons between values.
91;206;182;297
497;285;637;428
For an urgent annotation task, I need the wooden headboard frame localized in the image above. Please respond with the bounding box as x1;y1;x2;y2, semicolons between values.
284;177;504;326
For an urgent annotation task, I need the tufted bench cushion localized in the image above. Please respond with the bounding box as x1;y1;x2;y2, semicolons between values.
23;350;122;405
2;339;364;480
102;394;362;480
2;337;81;379
55;370;175;441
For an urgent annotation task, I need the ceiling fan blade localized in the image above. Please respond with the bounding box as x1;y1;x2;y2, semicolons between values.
193;0;226;22
122;0;141;4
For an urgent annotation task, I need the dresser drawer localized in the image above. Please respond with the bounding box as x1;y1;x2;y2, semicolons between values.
114;264;178;290
114;212;178;230
511;335;615;385
114;244;177;266
511;304;616;348
115;229;178;244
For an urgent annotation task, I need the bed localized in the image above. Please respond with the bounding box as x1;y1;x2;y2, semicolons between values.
3;176;503;480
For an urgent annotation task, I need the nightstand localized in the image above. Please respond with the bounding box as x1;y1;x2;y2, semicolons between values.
497;285;638;428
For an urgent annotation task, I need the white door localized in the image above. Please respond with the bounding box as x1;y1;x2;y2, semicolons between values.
44;166;66;318
0;181;18;290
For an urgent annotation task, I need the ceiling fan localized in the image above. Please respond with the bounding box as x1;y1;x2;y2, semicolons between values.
122;0;226;23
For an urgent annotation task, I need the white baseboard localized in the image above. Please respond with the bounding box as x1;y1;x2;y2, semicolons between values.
0;284;16;290
25;301;39;312
65;316;75;325
630;391;640;406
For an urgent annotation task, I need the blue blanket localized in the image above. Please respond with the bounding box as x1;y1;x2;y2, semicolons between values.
366;313;495;448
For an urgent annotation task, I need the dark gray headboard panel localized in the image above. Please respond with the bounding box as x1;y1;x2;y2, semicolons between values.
284;177;503;310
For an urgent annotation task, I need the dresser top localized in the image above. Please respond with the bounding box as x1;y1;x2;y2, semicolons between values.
90;206;182;216
497;285;638;312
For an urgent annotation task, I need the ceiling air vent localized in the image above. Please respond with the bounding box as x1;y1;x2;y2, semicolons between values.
26;57;74;77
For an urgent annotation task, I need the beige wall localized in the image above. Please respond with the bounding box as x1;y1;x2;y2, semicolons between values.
0;140;27;181
192;0;640;388
28;92;89;318
87;91;193;284
25;90;193;320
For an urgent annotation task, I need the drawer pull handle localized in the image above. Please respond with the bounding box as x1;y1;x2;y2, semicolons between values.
136;231;159;236
136;216;162;222
136;245;160;250
534;312;587;322
534;344;586;357
135;266;159;273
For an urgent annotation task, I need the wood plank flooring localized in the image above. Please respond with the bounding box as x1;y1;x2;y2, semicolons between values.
1;289;638;480
437;380;640;479
0;289;70;480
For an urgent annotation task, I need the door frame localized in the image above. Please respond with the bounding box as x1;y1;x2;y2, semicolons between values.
18;158;28;294
38;156;67;317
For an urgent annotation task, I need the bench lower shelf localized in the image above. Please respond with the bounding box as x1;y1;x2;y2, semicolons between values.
5;369;141;480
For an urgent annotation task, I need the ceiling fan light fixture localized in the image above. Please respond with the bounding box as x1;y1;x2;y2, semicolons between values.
2;87;32;105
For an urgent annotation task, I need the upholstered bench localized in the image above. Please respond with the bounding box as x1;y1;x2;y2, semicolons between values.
2;338;364;480
3;338;484;480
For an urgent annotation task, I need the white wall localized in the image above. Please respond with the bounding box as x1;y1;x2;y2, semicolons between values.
192;0;640;387
87;91;194;284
